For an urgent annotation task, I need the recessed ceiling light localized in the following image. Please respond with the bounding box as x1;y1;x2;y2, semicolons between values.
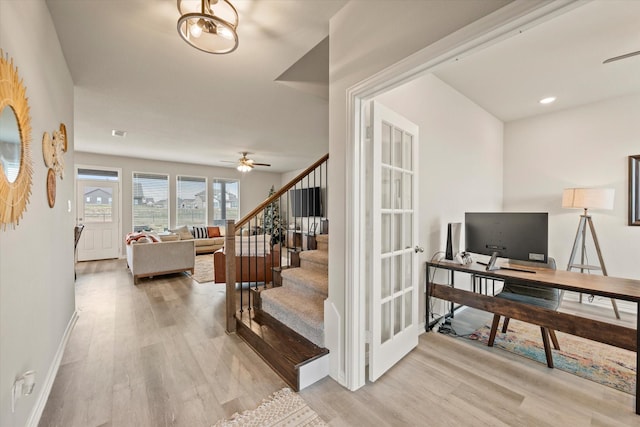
539;96;556;105
111;129;127;138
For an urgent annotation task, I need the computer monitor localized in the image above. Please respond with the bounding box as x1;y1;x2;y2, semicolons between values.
465;212;548;270
290;187;322;217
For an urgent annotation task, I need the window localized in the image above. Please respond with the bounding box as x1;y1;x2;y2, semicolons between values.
212;178;239;225
77;168;120;224
77;168;119;181
177;175;207;226
132;172;169;232
83;186;114;223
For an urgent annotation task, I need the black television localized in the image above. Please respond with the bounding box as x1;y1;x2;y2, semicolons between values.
290;187;322;217
465;212;548;268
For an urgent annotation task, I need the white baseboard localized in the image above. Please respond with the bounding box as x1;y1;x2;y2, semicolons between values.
27;310;79;427
299;354;329;390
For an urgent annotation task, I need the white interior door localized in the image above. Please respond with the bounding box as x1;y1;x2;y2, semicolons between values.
76;180;120;261
369;100;420;382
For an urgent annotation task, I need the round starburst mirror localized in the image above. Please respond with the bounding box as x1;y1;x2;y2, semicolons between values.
0;50;33;228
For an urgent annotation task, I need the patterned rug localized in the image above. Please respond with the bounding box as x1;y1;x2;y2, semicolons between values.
192;254;214;283
212;388;326;426
469;319;636;394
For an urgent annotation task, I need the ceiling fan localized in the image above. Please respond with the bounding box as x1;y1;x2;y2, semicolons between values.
603;50;640;64
223;152;271;172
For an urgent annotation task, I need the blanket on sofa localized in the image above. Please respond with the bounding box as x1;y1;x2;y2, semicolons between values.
125;231;160;244
224;234;272;256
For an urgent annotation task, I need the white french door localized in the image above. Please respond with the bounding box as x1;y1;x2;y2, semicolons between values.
368;100;420;382
76;180;120;261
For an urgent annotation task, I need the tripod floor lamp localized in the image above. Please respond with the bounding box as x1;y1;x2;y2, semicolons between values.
562;187;620;319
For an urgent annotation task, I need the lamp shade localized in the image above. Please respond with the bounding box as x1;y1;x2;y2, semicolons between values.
562;187;615;210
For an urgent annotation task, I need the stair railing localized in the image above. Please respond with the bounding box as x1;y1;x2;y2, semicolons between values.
226;154;329;332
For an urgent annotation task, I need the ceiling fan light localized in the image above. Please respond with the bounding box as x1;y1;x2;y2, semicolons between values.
539;96;556;105
237;164;251;173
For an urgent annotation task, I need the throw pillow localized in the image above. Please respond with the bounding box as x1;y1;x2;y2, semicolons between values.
191;225;208;239
173;225;194;240
207;226;221;237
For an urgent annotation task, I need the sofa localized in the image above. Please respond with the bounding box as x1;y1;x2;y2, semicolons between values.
168;225;225;254
213;235;280;283
126;238;195;284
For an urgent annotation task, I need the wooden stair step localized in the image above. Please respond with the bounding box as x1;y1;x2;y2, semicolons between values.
260;287;325;347
235;310;328;391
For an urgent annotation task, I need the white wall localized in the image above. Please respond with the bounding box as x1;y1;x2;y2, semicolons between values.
504;93;640;283
74;152;284;255
0;1;75;425
376;73;503;326
327;0;512;386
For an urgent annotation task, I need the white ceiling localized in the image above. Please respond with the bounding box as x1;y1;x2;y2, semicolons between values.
46;1;640;174
433;0;640;122
46;0;347;173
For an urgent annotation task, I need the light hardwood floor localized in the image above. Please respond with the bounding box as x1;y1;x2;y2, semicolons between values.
40;259;639;426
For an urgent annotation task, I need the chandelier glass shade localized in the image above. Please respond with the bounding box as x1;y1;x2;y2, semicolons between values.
237;164;252;173
177;0;239;54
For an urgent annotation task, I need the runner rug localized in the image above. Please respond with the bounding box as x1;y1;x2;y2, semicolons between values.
212;388;327;426
191;254;214;283
469;319;636;394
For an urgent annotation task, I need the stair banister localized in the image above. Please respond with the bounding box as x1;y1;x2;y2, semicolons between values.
235;153;329;229
225;153;328;334
225;219;237;332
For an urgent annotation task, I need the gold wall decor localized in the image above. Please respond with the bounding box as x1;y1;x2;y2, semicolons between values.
46;168;56;208
42;123;67;208
0;49;33;228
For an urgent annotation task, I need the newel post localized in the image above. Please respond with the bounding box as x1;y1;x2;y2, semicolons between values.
225;220;237;333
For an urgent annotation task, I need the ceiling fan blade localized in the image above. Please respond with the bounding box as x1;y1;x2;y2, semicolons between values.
220;160;236;164
603;50;640;64
252;162;271;167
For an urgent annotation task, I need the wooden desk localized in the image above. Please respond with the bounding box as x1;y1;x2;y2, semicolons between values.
426;259;640;414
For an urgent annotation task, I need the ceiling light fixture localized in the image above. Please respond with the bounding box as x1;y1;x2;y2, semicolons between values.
539;96;556;105
177;0;239;55
237;164;252;173
111;129;127;137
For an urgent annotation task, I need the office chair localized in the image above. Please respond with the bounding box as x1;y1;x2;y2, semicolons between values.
487;257;560;368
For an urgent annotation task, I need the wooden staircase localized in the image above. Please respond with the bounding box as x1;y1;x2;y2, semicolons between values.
235;234;329;391
224;154;330;391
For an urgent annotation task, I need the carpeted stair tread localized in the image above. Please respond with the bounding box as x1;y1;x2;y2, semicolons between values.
261;287;325;347
315;234;328;245
299;250;328;274
315;234;328;252
281;267;328;298
299;249;328;265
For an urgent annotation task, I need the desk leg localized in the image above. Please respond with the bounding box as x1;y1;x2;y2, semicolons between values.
449;270;455;319
425;265;431;332
636;302;639;414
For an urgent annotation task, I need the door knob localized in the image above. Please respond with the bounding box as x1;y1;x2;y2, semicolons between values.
414;246;424;253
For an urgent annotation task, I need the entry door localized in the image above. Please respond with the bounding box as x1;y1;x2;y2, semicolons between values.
76;180;120;261
369;100;420;382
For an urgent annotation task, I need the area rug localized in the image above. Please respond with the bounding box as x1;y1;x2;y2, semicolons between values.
212;388;327;427
469;319;636;395
191;254;214;283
